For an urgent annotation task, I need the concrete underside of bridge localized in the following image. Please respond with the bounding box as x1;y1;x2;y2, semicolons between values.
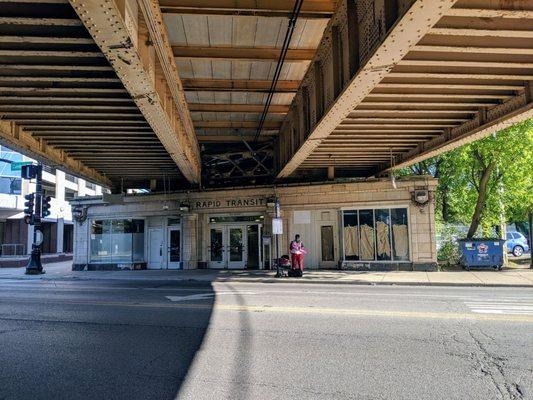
0;0;531;191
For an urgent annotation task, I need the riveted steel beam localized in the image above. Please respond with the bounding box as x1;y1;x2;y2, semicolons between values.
0;119;111;187
69;0;201;184
277;0;459;178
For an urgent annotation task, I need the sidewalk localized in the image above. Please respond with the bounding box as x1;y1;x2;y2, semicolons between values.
1;261;532;287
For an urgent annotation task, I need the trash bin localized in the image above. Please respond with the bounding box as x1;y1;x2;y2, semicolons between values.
457;238;505;270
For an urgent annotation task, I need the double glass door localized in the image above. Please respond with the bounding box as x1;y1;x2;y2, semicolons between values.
209;225;246;269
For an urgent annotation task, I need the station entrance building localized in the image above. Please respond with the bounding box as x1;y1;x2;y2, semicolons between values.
71;177;437;271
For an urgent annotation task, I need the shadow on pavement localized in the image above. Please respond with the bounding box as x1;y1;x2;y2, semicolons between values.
0;281;215;400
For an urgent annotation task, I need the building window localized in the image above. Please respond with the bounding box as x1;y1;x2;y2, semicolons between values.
64;173;78;184
0;177;21;195
209;215;263;223
0;147;23;190
90;219;144;263
42;165;56;175
342;208;409;262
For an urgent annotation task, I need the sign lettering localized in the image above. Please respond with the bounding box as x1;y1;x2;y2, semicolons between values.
193;198;265;209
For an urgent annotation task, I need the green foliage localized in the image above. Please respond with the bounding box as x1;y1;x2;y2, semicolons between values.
436;223;460;267
400;118;533;236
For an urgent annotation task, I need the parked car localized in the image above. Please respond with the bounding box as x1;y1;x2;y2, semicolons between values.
506;231;530;257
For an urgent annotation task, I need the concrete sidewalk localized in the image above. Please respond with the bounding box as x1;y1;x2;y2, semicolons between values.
1;261;532;287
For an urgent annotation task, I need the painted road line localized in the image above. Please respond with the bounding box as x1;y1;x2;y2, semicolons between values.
465;300;533;315
2;297;533;323
165;291;256;302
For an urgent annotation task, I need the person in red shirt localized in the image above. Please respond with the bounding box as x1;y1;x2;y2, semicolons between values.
290;234;306;272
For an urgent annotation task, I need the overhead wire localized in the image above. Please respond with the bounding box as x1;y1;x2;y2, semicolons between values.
253;0;305;144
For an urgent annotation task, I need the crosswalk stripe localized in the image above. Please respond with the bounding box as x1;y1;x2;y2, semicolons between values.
465;299;533;315
471;310;533;315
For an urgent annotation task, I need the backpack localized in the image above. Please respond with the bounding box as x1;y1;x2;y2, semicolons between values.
288;268;302;278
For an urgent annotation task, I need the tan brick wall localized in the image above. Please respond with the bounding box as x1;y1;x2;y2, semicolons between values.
74;177;438;267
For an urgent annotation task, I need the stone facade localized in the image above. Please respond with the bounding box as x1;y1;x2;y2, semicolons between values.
71;177;438;271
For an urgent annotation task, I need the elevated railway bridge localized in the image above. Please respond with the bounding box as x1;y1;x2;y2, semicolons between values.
0;0;531;190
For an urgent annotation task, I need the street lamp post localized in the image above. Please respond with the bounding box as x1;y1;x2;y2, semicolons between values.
25;163;44;275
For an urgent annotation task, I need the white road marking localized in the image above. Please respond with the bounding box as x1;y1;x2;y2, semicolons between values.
465;300;533;315
166;291;256;302
166;293;215;302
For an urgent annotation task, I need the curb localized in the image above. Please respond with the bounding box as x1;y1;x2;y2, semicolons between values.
0;275;532;288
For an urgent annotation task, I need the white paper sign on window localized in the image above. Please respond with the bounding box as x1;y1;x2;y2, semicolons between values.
272;218;283;235
293;210;311;224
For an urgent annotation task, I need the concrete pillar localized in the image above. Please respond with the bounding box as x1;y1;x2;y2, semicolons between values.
181;213;198;270
56;218;64;254
73;219;89;269
95;186;103;195
55;170;65;202
77;179;86;197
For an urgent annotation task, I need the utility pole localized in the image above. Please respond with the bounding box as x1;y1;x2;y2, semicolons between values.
24;163;45;275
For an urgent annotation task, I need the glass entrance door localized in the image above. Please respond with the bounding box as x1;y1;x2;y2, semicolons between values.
208;225;248;269
227;226;246;269
209;227;225;268
167;227;181;269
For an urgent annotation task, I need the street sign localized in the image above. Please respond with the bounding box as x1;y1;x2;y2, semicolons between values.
10;161;32;171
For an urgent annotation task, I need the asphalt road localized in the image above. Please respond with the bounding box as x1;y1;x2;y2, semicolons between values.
0;279;531;400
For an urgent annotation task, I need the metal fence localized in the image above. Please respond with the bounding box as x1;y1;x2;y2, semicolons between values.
0;244;25;257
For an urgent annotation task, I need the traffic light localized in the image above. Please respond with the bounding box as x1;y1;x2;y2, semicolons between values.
23;193;35;225
41;195;51;218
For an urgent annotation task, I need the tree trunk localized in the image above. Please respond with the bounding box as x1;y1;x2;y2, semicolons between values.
441;188;450;222
467;162;496;238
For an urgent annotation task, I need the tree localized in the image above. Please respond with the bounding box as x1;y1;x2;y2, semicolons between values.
399;119;533;238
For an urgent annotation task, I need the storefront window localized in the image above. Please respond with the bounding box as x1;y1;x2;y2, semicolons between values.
343;211;359;261
209;215;263;223
359;210;375;261
391;208;409;261
90;219;144;263
375;209;391;261
342;208;409;262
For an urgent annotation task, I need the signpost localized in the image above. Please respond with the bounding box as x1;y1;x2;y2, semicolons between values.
273;199;283;278
10;161;32;171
